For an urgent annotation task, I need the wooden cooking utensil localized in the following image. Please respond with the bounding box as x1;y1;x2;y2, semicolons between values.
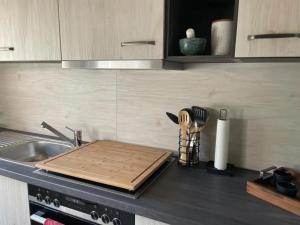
178;109;193;165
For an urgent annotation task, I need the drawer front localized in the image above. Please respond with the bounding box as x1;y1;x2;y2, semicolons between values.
235;0;300;58
0;175;30;225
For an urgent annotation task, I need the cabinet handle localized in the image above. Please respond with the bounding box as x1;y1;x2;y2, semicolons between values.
248;33;300;41
121;41;155;47
0;47;14;51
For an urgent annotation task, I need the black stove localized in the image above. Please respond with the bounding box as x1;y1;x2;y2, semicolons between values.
29;184;134;225
28;157;174;225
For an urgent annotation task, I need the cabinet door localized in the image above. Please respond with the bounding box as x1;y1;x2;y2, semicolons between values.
118;0;165;60
235;0;300;57
0;175;30;225
0;0;61;61
59;0;120;60
135;215;169;225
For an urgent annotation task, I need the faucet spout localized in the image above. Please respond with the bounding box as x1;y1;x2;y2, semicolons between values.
41;121;75;146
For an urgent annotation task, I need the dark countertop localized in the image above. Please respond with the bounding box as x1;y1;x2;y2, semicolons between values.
0;130;299;225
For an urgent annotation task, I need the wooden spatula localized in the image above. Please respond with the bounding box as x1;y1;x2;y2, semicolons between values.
178;109;193;165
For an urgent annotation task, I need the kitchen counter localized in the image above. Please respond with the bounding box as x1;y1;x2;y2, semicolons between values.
0;130;299;225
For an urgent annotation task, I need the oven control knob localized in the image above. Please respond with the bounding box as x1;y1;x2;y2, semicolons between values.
101;214;110;224
45;196;51;205
113;218;122;225
53;199;60;208
36;194;42;202
90;211;99;220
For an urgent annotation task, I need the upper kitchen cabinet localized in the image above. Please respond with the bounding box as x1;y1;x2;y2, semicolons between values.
59;0;120;60
235;0;300;58
59;0;164;60
118;0;165;60
0;0;61;61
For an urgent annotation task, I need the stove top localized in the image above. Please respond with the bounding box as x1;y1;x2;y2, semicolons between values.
34;157;175;199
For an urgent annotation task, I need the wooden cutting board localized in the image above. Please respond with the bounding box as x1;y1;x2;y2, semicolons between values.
36;141;172;191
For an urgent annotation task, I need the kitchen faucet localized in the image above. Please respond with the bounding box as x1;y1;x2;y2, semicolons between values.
41;121;82;147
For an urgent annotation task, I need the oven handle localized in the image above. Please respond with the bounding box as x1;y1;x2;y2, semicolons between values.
31;215;46;224
30;211;64;225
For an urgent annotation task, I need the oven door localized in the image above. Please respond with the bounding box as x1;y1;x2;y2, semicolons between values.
30;202;97;225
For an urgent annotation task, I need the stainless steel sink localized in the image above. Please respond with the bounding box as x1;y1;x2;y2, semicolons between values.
0;132;73;166
0;141;72;163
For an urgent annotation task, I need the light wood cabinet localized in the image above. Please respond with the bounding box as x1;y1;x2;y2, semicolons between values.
235;0;300;58
118;0;165;60
135;215;169;225
59;0;120;60
0;0;61;61
0;175;30;225
59;0;165;60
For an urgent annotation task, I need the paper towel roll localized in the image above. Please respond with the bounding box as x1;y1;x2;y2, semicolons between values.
214;118;230;170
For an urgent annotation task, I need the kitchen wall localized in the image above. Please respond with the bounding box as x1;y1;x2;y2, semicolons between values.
0;63;300;171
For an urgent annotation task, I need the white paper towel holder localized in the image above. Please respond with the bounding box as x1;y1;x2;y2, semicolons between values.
206;109;235;176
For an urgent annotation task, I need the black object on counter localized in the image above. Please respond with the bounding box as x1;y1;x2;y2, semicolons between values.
273;167;298;198
274;168;293;183
178;128;200;167
276;181;298;197
206;161;234;176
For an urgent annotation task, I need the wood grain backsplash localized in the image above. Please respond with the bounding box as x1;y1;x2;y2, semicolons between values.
0;64;117;141
0;63;300;171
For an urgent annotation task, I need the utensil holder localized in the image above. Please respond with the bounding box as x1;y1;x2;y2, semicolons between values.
178;129;200;167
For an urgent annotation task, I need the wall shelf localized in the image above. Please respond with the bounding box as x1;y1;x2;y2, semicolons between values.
165;0;238;63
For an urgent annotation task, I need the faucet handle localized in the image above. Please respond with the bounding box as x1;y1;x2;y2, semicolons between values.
65;126;82;147
66;126;82;134
66;126;82;136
